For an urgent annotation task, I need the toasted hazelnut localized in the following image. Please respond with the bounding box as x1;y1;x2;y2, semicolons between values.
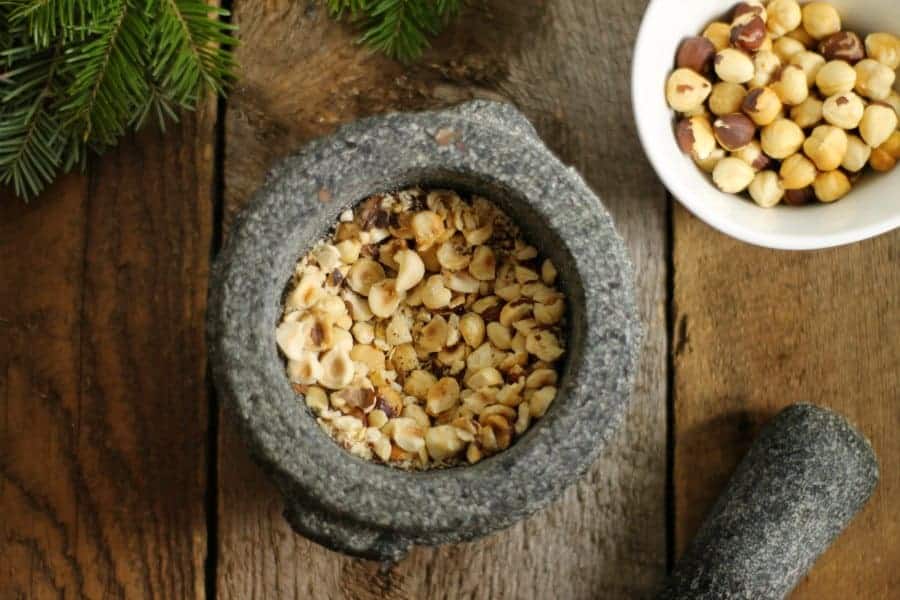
287;352;324;385
783;186;815;205
529;386;557;418
402;404;430;429
714;49;755;84
471;295;500;315
886;92;900;118
803;125;848;171
390;418;425;453
773;65;809;106
404;369;437;400
425;377;460;415
335;239;362;264
318;347;355;389
761;118;806;159
468;367;504;390
854;59;896;101
790;96;824;129
425;425;465;461
703;22;733;52
822;92;865;130
694;147;727;173
773;36;806;63
750;50;782;88
347;258;385;296
733;140;772;171
541;259;558;285
710;83;748;117
741;87;783;126
677;36;717;73
859;103;899;149
813;170;851;203
445;271;480;294
789;51;826;86
787;26;816;48
801;2;840;40
766;0;802;38
393;249;425;293
514;265;540;284
458;312;486;348
304;386;329;414
421;274;451;309
842;135;872;172
385;313;413;346
534;298;565;326
675;116;717;160
418;245;441;273
486;322;513;350
816;60;857;96
713;113;757;151
712;156;756;193
368;279;404;318
870;147;897;172
285;268;325;310
514;403;532;435
881;131;900;160
780;153;818;190
748;170;785;207
732;1;766;22
731;14;767;52
390;343;419;374
341;289;374;322
499;300;532;327
331;327;354;353
525;330;564;362
411;210;445;251
866;33;900;70
468;246;497;281
436;235;471;271
818;31;865;63
335;221;361;242
419;314;449;353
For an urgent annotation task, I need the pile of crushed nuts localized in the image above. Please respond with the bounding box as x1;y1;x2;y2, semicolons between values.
276;188;567;469
667;0;900;206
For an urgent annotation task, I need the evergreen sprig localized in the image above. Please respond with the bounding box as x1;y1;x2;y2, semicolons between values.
327;0;462;63
0;0;236;200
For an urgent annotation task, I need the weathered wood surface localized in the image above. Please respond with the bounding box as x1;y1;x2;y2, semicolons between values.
673;208;900;599
0;109;215;598
220;0;669;598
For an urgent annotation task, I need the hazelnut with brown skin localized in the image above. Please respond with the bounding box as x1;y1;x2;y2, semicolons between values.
732;1;766;22
818;31;865;63
677;36;717;74
731;15;767;52
783;187;816;205
713;113;757;151
742;87;783;126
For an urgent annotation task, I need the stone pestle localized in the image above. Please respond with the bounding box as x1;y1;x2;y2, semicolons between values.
659;404;878;600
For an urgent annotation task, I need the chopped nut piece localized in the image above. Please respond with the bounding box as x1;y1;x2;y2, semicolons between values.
425;425;466;461
347;258;385;296
468;367;504;390
459;312;486;347
529;386;557;418
422;275;452;309
304;386;329;414
426;377;461;415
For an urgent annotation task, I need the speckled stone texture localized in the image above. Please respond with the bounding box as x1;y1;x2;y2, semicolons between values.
660;404;878;600
207;101;642;561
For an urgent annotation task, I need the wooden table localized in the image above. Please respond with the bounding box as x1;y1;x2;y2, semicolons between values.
1;1;897;598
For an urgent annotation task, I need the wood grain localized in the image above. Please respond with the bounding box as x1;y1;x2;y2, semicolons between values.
220;1;669;598
673;208;900;599
0;108;215;598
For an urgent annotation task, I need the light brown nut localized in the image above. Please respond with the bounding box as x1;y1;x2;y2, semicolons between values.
371;435;392;462
376;238;406;271
815;60;857;96
694;148;727;173
870;147;897;172
304;386;329;414
342;289;374;322
730;14;767;52
514;265;540;285
803;125;848;171
496;379;525;406
468;367;504;390
419;314;449;353
534;297;565;325
773;36;806;63
418;245;441;273
335;221;361;242
486;322;513;350
436;235;471;271
780;153;818;190
842;135;872;172
675;116;716;159
865;33;900;70
859;103;899;149
712;156;756;193
394;249;425;292
514;402;532;435
732;1;766;22
318;347;355;389
750;50;782;89
368;408;389;429
525;331;565;362
411;210;446;251
445;271;481;294
529;386;557;418
425;425;466;461
350;344;386;373
495;283;521;302
331;327;354;354
404;369;437;400
333;388;376;412
541;260;558;285
677;36;717;73
368;279;404;318
510;332;527;354
748;170;785;208
709;83;748;117
703;22;733;52
813;170;851;203
499;300;532;327
773;65;809;106
466;442;483;464
801;2;840;40
790;96;824;129
459;312;485;347
402;404;430;429
425;377;460;415
741;87;782;126
854;59;896;101
333;414;364;433
886;92;900;118
385;313;412;346
818;31;865;63
335;239;362;264
347;258;385;296
391;343;420;374
881;131;900;160
713;113;757;152
375;386;404;419
733;140;772;173
390;418;425;453
789;51;826;86
351;321;375;346
714;49;755;84
421;274;452;309
526;368;558;389
467;342;497;371
766;0;802;38
822;92;865;130
286;268;325;310
469;246;497;281
783;186;816;205
760;118;806;159
276;320;308;360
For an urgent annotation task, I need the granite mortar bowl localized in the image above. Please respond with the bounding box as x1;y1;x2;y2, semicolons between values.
208;101;642;561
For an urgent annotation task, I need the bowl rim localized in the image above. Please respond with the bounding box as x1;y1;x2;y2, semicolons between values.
208;101;643;546
632;0;900;250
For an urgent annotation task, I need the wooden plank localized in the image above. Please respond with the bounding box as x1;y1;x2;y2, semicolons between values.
0;107;215;598
220;1;668;598
673;209;900;599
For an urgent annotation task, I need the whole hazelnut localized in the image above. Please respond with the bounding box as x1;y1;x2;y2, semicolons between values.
842;135;872;172
712;157;756;193
773;65;809;106
761;118;806;159
742;87;783;126
750;50;782;88
677;36;717;74
773;36;806;63
813;171;851;203
780;153;818;189
694;147;727;173
822;92;865;129
675;116;717;160
803;125;848;171
715;48;756;84
713;113;757;151
801;2;841;40
731;14;767;52
710;82;749;116
666;68;713;113
704;22;733;52
854;58;896;101
790;96;824;129
786;27;817;49
815;60;857;96
748;170;785;207
881;131;900;160
818;31;865;63
865;33;900;70
766;0;802;38
858;103;899;149
733;140;772;171
783;187;816;205
886;92;900;119
870;147;897;172
789;51;826;86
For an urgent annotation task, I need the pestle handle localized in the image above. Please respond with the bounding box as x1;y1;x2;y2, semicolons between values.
659;404;878;600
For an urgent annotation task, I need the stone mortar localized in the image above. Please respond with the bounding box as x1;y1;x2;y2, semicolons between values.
207;101;642;561
659;403;879;600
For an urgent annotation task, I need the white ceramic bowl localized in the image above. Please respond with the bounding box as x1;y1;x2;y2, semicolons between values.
633;0;900;250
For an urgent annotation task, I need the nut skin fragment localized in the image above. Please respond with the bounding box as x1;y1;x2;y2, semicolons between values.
783;186;816;205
